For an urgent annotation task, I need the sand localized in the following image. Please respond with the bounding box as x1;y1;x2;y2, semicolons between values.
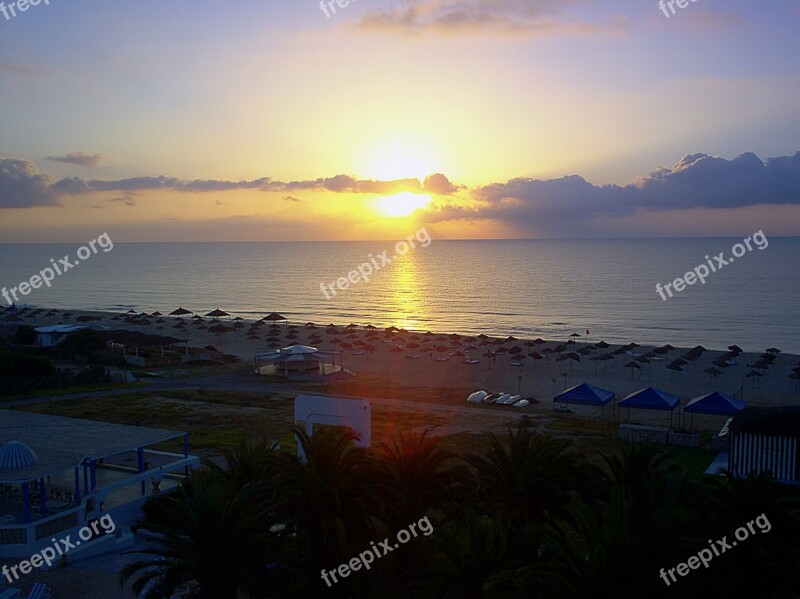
6;306;798;418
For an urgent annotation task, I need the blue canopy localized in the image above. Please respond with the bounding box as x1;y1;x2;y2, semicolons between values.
684;391;746;415
554;383;615;406
619;387;680;412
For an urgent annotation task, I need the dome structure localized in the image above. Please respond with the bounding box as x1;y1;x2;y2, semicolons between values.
0;440;38;469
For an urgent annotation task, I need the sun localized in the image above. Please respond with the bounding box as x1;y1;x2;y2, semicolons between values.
358;138;441;181
374;192;432;218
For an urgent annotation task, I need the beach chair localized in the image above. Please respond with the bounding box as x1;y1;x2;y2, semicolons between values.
0;588;22;599
25;583;50;599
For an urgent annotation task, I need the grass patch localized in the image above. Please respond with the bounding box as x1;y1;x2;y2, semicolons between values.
13;393;294;453
156;388;283;407
307;375;475;405
1;381;145;401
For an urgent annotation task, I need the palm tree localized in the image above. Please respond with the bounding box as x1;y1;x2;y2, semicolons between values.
271;426;384;593
601;441;682;527
685;470;800;596
120;473;278;598
425;510;514;599
464;429;590;530
204;439;279;491
498;441;697;598
378;429;468;526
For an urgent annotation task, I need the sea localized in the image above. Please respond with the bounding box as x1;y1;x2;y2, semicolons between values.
0;238;798;353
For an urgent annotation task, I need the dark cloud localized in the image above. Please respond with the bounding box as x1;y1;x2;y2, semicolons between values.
435;151;800;231
283;196;302;202
45;152;104;167
50;173;427;196
424;173;460;195
0;158;60;208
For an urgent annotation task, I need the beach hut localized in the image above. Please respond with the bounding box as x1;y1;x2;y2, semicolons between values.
253;344;341;378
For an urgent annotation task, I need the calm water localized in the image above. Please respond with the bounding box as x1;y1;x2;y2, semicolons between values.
0;238;798;353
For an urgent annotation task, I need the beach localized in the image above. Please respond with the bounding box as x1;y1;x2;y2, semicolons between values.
5;305;797;433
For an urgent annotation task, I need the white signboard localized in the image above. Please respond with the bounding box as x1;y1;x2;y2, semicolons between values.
294;394;372;459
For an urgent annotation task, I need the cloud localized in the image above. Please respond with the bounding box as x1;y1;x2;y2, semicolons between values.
3;160;463;208
427;151;800;233
45;152;104;167
50;173;429;196
6;152;799;238
423;173;460;195
108;196;137;207
0;158;60;208
355;0;620;38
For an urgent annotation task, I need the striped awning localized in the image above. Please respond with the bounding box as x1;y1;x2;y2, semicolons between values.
0;441;39;470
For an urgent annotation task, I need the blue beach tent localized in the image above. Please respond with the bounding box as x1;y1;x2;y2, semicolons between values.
553;383;615;406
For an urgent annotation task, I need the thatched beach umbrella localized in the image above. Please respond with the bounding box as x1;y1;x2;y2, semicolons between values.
704;366;721;384
263;312;287;326
745;370;763;388
170;307;192;318
624;361;641;378
206;308;230;320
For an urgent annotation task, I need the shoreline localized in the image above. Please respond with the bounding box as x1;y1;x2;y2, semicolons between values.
3;306;798;415
4;303;799;356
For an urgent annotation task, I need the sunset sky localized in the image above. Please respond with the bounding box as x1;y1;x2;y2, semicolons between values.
1;0;799;242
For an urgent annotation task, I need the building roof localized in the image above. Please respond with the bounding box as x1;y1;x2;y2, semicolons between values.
0;409;186;483
0;441;38;469
730;407;800;437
